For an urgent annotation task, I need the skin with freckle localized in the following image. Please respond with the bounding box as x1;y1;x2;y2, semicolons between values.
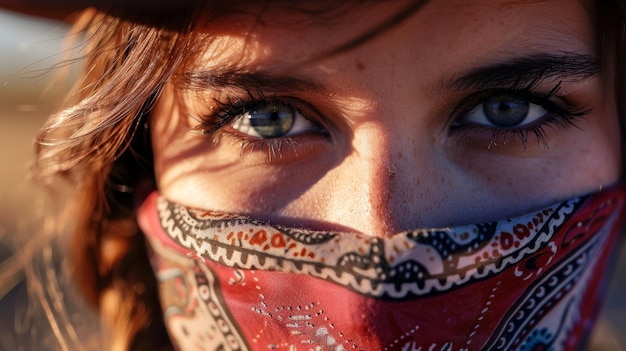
152;0;620;232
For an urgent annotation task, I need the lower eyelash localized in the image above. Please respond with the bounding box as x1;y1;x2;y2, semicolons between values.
458;111;588;150
487;125;548;150
238;138;300;161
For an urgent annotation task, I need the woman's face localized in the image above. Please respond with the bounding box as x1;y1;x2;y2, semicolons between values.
151;0;621;234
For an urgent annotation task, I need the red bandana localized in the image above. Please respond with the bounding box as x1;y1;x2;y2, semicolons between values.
138;186;625;351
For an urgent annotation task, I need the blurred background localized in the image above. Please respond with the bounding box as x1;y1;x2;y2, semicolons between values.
0;9;101;351
0;9;67;222
0;7;624;351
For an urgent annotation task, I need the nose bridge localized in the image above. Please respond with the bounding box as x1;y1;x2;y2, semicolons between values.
323;122;401;236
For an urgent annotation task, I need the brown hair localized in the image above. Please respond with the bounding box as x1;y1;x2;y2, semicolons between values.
33;1;626;350
34;8;202;350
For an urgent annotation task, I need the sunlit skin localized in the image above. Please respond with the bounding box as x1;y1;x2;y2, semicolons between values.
151;0;621;237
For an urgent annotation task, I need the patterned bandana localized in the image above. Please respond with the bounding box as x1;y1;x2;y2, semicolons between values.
138;186;625;351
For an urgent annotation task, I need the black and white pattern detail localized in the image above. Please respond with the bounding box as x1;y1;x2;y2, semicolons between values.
157;196;583;299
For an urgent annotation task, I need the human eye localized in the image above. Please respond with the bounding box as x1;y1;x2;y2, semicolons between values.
230;101;318;139
450;83;591;149
461;93;548;129
189;92;330;159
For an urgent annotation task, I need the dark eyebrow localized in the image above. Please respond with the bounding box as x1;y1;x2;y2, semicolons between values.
176;53;599;94
446;52;601;91
176;68;324;93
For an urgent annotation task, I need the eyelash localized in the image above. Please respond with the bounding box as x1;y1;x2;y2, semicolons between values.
189;81;591;156
189;92;328;159
449;80;591;149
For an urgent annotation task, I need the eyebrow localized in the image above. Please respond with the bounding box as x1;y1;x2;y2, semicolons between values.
177;52;601;95
177;68;324;93
446;52;601;91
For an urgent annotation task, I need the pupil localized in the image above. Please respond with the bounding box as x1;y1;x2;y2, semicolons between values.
483;94;529;127
248;104;295;138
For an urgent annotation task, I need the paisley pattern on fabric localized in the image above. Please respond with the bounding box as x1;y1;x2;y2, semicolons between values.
139;186;625;351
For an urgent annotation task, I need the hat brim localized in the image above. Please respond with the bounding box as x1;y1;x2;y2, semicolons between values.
0;0;91;20
0;0;196;22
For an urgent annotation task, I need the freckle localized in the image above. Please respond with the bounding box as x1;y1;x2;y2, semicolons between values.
355;59;365;71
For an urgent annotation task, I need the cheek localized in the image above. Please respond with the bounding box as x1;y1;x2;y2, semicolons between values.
551;90;623;188
442;105;621;223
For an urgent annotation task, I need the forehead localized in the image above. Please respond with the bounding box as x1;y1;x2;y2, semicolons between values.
186;0;595;79
197;0;594;36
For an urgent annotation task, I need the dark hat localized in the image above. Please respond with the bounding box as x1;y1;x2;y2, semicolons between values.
0;1;85;20
0;0;198;22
